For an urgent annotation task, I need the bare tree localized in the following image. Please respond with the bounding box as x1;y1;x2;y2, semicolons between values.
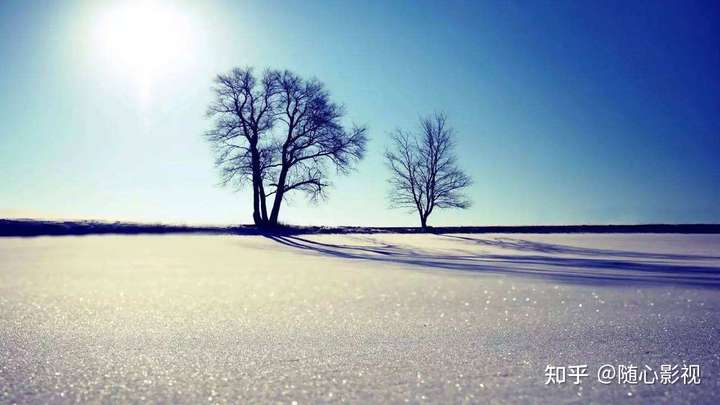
206;67;367;227
385;113;472;228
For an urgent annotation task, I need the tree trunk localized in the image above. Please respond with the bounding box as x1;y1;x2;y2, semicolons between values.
257;181;268;223
268;166;289;226
419;213;427;229
249;140;268;227
269;194;283;225
252;181;262;226
422;206;433;231
269;178;285;226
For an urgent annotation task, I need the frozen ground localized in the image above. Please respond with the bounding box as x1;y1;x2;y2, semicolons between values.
1;233;719;404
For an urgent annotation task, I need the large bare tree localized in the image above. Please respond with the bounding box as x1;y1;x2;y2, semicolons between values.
385;113;472;228
206;67;367;227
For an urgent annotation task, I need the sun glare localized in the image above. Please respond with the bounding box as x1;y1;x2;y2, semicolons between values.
93;1;195;98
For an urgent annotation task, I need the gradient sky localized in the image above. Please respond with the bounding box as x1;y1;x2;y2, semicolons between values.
1;0;719;226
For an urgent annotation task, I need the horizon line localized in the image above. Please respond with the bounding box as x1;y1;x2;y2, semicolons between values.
2;218;719;237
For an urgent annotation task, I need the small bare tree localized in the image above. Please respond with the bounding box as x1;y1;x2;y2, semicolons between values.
205;67;367;227
385;113;472;228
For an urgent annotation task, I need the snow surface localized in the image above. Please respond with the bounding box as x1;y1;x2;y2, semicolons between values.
1;233;719;403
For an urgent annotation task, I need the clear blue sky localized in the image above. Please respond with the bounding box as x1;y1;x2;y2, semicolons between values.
1;0;718;226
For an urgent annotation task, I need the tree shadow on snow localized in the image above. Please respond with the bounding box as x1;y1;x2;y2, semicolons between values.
264;234;720;289
443;234;720;261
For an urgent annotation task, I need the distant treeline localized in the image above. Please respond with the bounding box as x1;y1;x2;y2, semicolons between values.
1;219;718;237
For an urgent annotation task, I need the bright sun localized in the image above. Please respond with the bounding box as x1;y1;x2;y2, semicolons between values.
93;1;195;92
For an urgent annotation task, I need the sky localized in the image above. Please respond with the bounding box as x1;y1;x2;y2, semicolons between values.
1;0;719;226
